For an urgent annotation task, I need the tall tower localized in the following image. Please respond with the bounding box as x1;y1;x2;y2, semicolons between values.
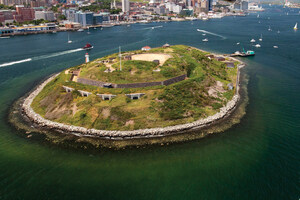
85;53;89;63
122;0;130;13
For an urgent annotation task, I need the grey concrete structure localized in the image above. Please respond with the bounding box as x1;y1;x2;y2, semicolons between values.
97;94;116;100
78;90;92;97
62;86;75;93
125;93;145;100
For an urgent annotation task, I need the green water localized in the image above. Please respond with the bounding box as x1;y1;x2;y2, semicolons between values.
0;6;299;199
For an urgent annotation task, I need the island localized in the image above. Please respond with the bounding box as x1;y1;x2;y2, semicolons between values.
20;45;245;139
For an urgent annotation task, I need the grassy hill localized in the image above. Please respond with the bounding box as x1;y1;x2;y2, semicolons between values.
31;45;238;131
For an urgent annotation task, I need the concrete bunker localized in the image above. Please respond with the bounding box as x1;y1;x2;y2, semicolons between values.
97;94;116;101
78;90;92;97
62;86;75;93
125;93;145;100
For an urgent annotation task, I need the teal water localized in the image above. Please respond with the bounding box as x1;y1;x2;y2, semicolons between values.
0;6;299;199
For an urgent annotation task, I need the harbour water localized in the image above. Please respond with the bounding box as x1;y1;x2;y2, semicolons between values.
0;6;299;199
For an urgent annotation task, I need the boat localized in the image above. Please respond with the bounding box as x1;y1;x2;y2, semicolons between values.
52;31;57;34
202;38;208;42
273;46;279;48
242;50;255;56
277;30;280;33
202;34;206;36
236;42;240;45
250;39;256;43
82;43;93;50
259;34;263;41
257;14;259;18
294;23;298;30
67;34;72;44
78;29;84;32
0;36;10;39
268;26;272;31
254;44;261;48
152;27;154;29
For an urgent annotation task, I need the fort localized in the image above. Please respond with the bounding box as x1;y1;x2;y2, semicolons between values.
20;45;244;139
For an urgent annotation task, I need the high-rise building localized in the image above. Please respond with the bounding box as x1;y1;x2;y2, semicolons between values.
122;0;130;13
208;0;212;11
241;1;248;10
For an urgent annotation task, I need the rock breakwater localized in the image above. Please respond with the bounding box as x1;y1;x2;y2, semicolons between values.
22;67;242;140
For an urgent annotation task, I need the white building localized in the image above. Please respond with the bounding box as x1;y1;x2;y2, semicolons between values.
165;2;182;14
122;0;130;13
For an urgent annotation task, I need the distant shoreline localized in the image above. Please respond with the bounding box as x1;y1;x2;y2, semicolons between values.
17;49;245;140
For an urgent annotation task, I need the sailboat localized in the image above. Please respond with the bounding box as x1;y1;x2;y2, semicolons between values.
257;14;260;18
259;34;262;41
67;34;72;43
268;26;272;31
294;23;298;30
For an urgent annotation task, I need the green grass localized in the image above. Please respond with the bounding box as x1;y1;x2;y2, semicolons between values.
31;45;239;131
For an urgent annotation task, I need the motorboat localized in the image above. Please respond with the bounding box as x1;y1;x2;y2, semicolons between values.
202;38;208;42
83;43;93;50
67;34;72;43
273;46;279;48
78;29;84;32
254;44;261;48
250;39;256;43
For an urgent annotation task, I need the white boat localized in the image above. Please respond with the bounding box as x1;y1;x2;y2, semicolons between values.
259;34;263;41
277;30;280;33
294;23;298;30
257;14;259;18
202;38;208;42
273;46;278;48
236;42;240;45
0;36;10;39
250;39;256;43
94;27;97;30
268;26;272;31
78;29;84;32
254;44;261;48
67;34;72;43
202;34;206;36
152;27;154;29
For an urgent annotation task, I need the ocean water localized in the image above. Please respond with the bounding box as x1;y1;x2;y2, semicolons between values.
0;5;299;199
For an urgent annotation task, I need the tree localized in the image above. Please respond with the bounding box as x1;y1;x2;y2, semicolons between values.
58;14;67;20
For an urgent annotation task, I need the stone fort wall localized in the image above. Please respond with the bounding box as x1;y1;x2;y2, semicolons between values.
77;74;187;89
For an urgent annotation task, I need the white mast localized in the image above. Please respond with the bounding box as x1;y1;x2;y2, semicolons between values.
119;46;122;71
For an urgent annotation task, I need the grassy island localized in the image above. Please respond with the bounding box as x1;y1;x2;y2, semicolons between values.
31;45;239;131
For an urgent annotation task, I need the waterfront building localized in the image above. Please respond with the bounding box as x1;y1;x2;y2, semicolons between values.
93;14;103;25
75;12;93;27
122;0;130;13
0;10;15;24
241;1;248;11
14;5;35;22
35;11;55;21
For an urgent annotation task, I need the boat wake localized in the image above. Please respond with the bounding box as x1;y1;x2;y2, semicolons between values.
34;48;84;60
0;58;32;67
143;25;163;30
196;29;226;39
0;48;84;68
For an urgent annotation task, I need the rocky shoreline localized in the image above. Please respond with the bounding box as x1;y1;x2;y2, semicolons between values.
20;63;243;140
